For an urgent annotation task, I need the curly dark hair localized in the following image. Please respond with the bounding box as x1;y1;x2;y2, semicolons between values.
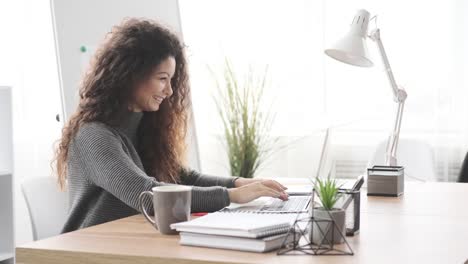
54;18;190;189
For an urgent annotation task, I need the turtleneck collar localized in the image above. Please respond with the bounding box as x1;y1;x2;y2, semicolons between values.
115;111;144;144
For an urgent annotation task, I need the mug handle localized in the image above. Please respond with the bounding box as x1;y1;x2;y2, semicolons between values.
138;191;156;225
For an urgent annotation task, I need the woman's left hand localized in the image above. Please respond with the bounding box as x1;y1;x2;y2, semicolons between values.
234;178;288;192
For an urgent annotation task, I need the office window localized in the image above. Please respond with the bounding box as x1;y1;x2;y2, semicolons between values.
180;0;467;181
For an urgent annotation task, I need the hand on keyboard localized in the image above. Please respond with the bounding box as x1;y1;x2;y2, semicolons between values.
234;178;288;191
228;181;289;204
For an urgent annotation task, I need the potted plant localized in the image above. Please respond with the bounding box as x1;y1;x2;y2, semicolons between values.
311;177;346;245
211;58;276;178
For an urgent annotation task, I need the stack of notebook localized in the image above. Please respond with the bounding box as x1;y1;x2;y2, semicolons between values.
170;212;297;252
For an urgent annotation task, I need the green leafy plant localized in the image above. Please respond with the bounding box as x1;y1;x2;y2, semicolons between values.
315;178;342;210
211;58;276;178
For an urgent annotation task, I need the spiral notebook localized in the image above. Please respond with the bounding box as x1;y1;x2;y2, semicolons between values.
170;212;297;238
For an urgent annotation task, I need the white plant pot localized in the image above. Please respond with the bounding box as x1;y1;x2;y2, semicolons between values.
310;207;346;245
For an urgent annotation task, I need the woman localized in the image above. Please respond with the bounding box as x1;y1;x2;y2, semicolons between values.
54;18;288;233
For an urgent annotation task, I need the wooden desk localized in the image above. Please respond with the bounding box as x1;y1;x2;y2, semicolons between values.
16;182;468;264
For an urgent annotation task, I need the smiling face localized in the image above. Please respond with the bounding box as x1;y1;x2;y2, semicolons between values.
129;56;176;112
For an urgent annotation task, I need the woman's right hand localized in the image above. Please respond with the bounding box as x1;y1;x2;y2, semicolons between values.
227;181;289;204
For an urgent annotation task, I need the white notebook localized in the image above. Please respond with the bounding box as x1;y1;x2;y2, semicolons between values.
179;232;293;253
171;212;298;238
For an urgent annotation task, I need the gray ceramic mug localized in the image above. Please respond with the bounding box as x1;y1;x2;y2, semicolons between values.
138;185;192;235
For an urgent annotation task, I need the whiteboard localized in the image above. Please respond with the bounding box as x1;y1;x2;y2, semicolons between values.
50;0;200;170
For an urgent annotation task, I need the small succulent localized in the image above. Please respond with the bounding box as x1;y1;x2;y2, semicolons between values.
315;177;342;210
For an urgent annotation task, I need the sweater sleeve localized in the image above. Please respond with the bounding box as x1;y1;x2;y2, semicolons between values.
74;123;230;214
180;169;238;188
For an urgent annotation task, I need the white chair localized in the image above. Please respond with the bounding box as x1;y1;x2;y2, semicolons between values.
367;138;436;182
21;176;69;240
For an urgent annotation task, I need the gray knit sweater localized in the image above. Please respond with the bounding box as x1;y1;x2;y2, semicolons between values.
62;112;235;233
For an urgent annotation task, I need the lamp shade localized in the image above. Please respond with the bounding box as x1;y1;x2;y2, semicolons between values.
325;9;373;67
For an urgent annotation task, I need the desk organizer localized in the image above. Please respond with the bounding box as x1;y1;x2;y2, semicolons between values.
367;165;404;196
277;189;354;256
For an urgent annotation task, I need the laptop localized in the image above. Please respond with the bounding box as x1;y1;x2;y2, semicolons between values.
225;129;332;213
224;128;364;213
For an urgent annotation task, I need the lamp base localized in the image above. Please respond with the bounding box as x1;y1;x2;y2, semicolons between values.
367;166;404;197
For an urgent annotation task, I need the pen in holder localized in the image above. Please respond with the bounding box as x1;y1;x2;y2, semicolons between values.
338;189;360;236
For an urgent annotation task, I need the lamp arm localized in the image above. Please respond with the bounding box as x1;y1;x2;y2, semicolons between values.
386;99;405;166
369;29;401;101
369;28;408;166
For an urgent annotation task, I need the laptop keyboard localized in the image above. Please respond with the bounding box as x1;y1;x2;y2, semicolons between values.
260;196;311;212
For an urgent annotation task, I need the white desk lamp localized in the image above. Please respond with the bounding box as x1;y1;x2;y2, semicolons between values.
324;9;407;167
